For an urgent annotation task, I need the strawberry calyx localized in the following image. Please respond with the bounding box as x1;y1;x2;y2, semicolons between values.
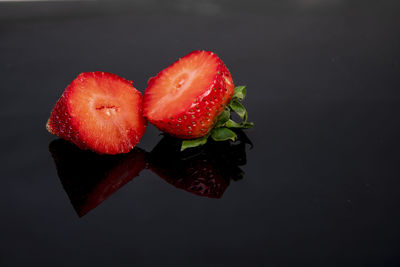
181;85;253;151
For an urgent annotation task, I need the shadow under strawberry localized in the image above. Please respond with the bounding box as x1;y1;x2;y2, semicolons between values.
148;130;250;198
49;139;147;217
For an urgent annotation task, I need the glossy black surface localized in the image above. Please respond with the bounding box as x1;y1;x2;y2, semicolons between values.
1;1;400;266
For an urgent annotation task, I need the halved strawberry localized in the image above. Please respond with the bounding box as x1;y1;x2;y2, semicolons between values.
143;50;235;139
46;72;146;155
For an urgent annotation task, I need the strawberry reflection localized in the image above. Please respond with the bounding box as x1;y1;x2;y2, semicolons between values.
50;131;250;217
49;139;146;217
148;131;250;198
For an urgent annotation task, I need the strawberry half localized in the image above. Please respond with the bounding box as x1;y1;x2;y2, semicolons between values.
46;72;146;155
143;50;235;139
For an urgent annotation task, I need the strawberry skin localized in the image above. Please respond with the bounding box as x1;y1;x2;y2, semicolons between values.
143;50;234;139
46;72;146;155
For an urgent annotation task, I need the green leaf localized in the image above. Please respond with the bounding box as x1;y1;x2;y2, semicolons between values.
229;100;246;119
181;134;209;151
225;119;242;128
233;86;246;100
211;127;237;141
215;107;230;127
225;119;254;129
241;122;254;129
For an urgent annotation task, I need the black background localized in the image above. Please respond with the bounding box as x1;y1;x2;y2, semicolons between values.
1;1;400;266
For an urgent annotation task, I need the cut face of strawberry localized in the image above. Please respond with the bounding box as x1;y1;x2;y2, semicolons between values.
144;50;234;139
47;72;146;155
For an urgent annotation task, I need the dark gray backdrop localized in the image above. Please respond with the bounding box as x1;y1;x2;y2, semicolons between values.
1;1;400;266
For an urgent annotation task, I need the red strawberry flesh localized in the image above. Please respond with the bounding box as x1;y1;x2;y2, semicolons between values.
47;72;146;155
144;50;234;139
